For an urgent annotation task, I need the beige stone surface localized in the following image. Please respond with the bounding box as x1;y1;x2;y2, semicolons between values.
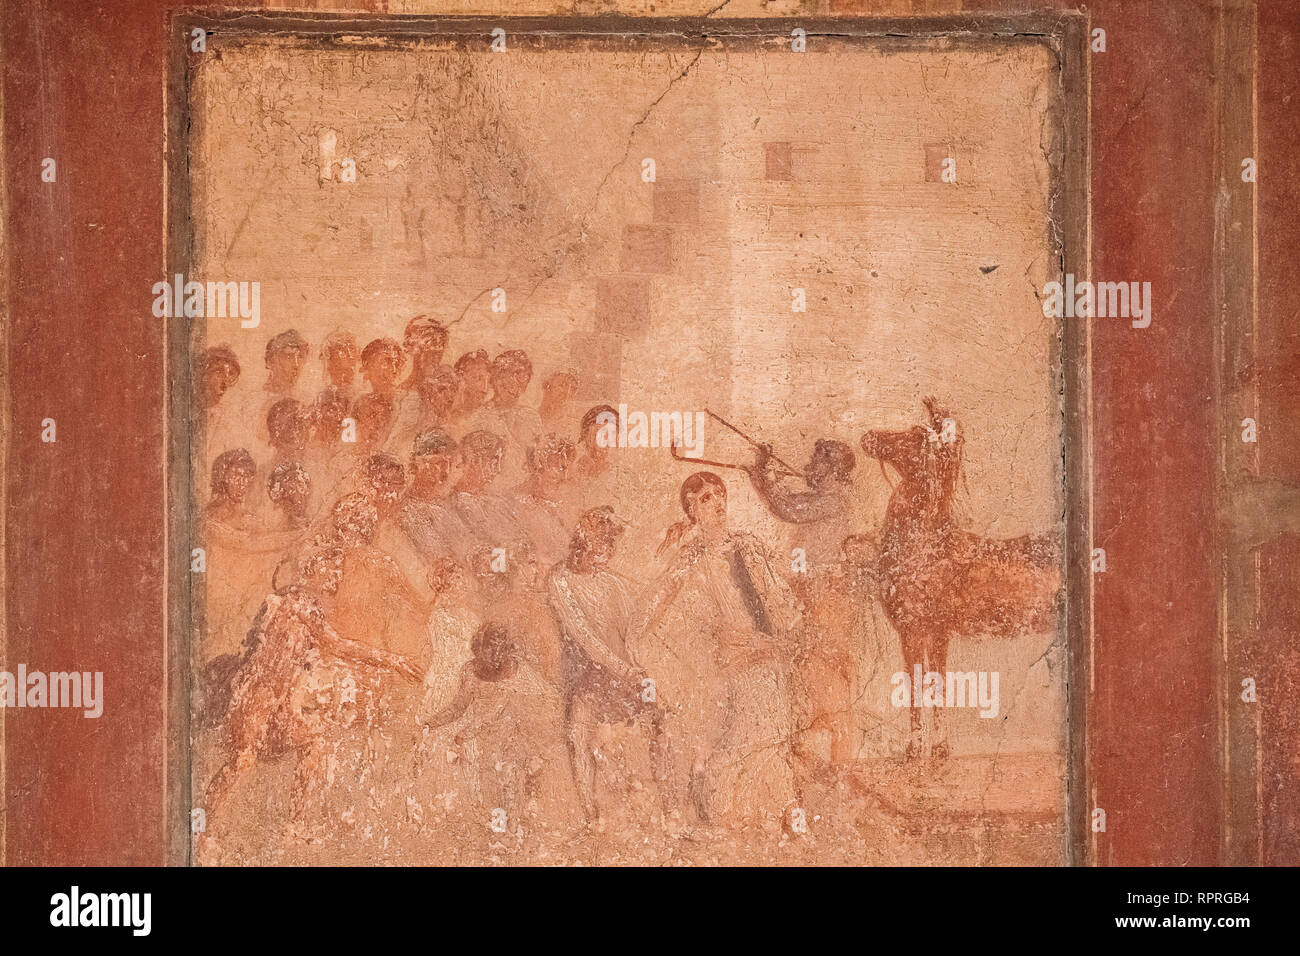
187;25;1067;864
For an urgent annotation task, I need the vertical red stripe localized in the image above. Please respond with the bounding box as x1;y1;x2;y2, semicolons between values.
1255;0;1300;866
1087;1;1222;865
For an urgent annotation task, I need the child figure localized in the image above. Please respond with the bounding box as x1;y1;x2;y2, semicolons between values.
415;623;572;831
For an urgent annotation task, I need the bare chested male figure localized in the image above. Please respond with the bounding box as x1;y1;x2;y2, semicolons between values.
745;439;866;771
199;542;421;862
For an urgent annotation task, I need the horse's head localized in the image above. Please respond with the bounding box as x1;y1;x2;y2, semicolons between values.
861;397;964;517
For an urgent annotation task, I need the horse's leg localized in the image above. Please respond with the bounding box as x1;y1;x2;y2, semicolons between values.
930;637;952;762
918;638;936;762
901;630;925;761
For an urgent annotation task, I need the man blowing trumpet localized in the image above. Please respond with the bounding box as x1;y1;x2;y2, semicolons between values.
743;435;878;774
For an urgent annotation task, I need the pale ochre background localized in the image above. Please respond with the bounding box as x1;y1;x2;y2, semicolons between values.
190;34;1065;759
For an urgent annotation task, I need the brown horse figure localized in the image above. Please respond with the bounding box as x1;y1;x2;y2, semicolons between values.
860;398;1061;760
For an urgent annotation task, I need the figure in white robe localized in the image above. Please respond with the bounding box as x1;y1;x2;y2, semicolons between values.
633;472;801;833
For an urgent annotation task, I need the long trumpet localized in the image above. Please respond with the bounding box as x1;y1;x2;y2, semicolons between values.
669;437;803;478
712;408;800;478
669;441;754;473
705;409;805;477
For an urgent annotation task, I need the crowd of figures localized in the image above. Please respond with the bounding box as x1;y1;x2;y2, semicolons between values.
190;314;1058;862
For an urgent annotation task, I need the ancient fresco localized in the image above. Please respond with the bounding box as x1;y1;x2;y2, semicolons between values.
184;25;1068;865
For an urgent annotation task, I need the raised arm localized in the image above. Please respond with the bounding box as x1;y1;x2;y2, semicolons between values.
627;544;696;650
746;462;845;524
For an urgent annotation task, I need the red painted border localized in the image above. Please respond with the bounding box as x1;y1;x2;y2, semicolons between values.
1256;0;1300;866
1;0;1272;865
1085;1;1222;866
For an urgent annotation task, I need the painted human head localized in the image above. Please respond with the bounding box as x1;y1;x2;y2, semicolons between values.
265;330;309;389
417;366;461;422
362;453;406;512
454;349;492;410
410;430;461;493
320;330;359;390
199;345;240;408
268;398;311;453
403;315;449;371
361;337;404;393
458;430;505;491
680;471;728;532
490;349;533;405
580;404;618;456
352;392;395;448
312;386;350;446
568;506;625;569
211;448;256;502
267;461;311;522
525;433;577;488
